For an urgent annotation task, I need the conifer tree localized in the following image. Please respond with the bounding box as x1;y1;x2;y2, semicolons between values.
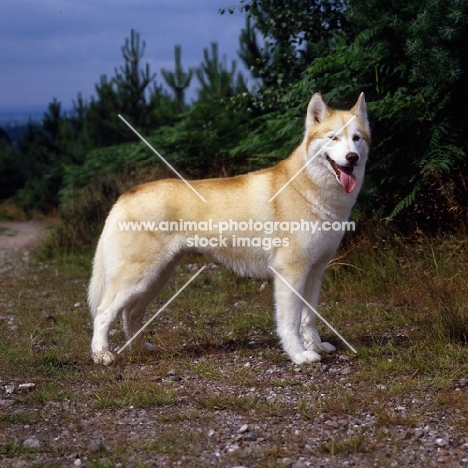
196;42;247;101
161;45;193;113
114;29;156;129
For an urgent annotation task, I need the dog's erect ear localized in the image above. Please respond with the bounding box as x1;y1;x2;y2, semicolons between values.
306;93;330;130
351;92;370;134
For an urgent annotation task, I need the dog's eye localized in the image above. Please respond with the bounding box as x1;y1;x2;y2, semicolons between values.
329;135;340;142
352;135;361;142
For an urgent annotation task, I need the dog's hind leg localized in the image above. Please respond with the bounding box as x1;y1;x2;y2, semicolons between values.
91;283;137;365
91;255;182;365
300;265;336;354
121;257;181;354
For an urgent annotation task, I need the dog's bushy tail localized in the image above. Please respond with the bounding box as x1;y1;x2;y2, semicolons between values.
88;238;105;319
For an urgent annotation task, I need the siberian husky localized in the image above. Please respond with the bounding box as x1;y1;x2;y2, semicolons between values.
89;93;370;365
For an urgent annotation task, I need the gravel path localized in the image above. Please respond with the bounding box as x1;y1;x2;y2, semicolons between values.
0;220;46;274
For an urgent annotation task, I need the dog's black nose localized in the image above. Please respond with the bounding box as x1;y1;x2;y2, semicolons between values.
346;152;359;165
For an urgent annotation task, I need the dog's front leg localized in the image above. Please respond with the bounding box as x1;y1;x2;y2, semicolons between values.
274;273;321;365
300;266;336;354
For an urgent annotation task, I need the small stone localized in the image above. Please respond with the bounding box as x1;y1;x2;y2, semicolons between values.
115;373;123;381
74;302;82;308
208;429;215;437
167;369;176;376
87;438;103;453
340;367;352;375
74;459;83;467
399;430;412;440
436;438;448;447
23;436;40;449
0;399;14;407
460;458;468;465
414;429;424;438
18;383;35;392
243;432;257;442
292;462;307;468
439;450;449;456
234;301;248;308
238;424;249;433
280;459;294;465
5;384;15;394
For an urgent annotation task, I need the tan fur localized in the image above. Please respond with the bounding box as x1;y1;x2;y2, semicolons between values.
89;93;370;365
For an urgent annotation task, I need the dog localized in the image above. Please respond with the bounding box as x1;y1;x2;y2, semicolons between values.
89;93;370;365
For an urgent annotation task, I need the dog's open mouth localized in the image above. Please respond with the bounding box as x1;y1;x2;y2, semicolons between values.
326;156;357;194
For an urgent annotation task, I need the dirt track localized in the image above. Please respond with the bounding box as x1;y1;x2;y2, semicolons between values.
0;220;46;273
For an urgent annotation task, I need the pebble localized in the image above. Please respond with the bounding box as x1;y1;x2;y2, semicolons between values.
414;428;424;438
238;424;249;433
74;459;82;467
5;384;15;394
436;438;448;447
234;301;248;308
18;383;35;392
292;462;307;468
243;432;257;442
23;436;40;449
0;399;14;407
87;438;104;453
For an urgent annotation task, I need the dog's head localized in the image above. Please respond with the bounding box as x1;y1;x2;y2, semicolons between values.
305;93;370;194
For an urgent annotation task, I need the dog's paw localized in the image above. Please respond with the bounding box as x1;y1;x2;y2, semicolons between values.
291;350;321;365
92;349;116;365
144;342;155;352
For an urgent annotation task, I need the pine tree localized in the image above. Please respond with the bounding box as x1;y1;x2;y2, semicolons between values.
114;29;156;129
196;42;247;101
161;45;193;113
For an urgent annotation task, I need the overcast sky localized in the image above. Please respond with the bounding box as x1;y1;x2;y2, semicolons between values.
0;0;247;116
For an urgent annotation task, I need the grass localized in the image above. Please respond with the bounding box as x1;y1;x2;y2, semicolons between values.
1;232;468;466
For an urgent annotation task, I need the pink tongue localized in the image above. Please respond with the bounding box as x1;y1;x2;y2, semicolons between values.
338;167;357;193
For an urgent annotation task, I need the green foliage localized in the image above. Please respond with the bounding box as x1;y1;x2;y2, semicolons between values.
236;0;350;106
196;42;248;101
8;29;170;213
0;130;23;199
114;29;156;129
232;0;468;229
161;45;194;113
